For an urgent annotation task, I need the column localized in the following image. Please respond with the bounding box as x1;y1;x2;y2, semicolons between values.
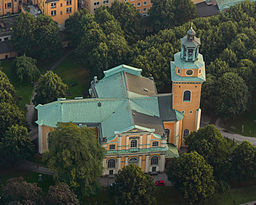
139;136;142;149
146;134;151;148
159;154;165;172
118;135;121;150
145;155;149;173
139;155;142;168
126;136;129;149
117;157;121;171
38;125;42;154
125;156;128;166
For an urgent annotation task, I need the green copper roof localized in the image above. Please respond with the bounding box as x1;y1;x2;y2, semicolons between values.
216;0;256;11
165;144;179;158
103;64;142;78
170;53;206;82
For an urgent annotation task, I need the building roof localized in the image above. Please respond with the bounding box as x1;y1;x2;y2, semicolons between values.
166;144;179;158
36;64;183;140
0;40;14;54
196;2;219;17
216;0;256;11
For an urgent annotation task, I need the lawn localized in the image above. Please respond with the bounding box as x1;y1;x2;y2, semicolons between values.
1;60;34;110
0;167;54;194
226;108;256;138
54;55;90;99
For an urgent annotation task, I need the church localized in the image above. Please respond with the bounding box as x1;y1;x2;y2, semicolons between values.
36;27;206;175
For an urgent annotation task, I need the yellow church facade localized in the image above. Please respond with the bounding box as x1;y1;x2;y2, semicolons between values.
36;28;205;175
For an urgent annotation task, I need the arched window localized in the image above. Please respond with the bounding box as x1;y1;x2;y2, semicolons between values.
108;159;115;168
152;141;159;147
128;157;138;164
151;156;158;165
131;140;137;148
183;90;191;102
184;129;189;137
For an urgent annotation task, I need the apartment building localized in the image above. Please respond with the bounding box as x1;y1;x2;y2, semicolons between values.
0;0;21;15
32;0;78;26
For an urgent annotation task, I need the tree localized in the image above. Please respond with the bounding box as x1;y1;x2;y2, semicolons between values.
33;71;68;105
15;55;40;83
12;13;61;60
12;13;36;56
46;182;80;205
1;177;43;204
167;152;216;204
65;9;92;48
110;164;156;205
108;1;143;44
33;15;62;60
215;72;249;118
43;123;104;198
0;125;34;166
185;125;235;181
0;102;26;138
172;0;197;26
231;141;256;181
149;0;174;32
0;70;16;104
207;58;231;77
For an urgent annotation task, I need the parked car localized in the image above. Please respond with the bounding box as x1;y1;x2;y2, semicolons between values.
155;180;165;186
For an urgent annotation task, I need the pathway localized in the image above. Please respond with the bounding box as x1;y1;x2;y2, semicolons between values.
201;114;256;146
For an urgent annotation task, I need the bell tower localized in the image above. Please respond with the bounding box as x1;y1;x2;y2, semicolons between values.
170;27;206;140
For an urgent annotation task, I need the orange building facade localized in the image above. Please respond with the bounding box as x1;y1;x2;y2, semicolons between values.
32;0;77;26
0;0;21;16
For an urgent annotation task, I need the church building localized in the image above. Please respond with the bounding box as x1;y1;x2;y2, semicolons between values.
36;27;206;175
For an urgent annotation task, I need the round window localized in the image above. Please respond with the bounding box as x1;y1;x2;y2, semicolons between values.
186;70;193;75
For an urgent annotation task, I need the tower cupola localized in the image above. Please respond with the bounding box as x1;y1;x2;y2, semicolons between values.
180;27;201;62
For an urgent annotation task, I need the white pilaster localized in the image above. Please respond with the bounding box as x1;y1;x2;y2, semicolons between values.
139;136;142;149
195;108;201;131
118;135;121;150
117;157;121;170
139;155;142;168
38;125;42;154
146;134;151;148
145;156;149;173
126;136;129;149
159;155;165;172
125;156;128;166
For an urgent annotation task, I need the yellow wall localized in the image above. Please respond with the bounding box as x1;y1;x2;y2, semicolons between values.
41;125;54;152
0;51;16;59
0;0;20;16
34;0;77;25
172;82;202;137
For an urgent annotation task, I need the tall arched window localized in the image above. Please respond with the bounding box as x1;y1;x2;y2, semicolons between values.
108;159;115;168
184;129;189;137
183;90;191;102
151;156;158;165
131;140;137;148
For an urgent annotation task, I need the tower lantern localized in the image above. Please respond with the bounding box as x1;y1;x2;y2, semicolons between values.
180;27;201;62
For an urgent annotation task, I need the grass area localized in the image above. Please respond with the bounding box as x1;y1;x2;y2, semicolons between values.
1;60;34;110
226;108;256;137
54;55;89;98
0;167;54;194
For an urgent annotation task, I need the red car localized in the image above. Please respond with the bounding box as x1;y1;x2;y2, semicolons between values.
155;180;165;186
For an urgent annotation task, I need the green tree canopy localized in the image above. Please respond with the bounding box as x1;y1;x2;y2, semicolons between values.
0;70;16;104
15;55;40;83
109;1;143;44
0;125;34;166
33;71;68;105
231;141;256;181
1;177;43;204
110;164;156;205
12;13;61;60
46;182;80;205
0;102;26;138
167;152;216;204
44;123;104;198
185;125;235;180
215;72;249;118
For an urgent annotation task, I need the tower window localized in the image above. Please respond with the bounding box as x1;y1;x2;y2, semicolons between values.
186;70;193;75
184;129;189;137
177;69;180;74
183;90;191;102
109;144;115;150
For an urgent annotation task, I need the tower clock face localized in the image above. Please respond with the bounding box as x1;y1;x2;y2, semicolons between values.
186;70;193;75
